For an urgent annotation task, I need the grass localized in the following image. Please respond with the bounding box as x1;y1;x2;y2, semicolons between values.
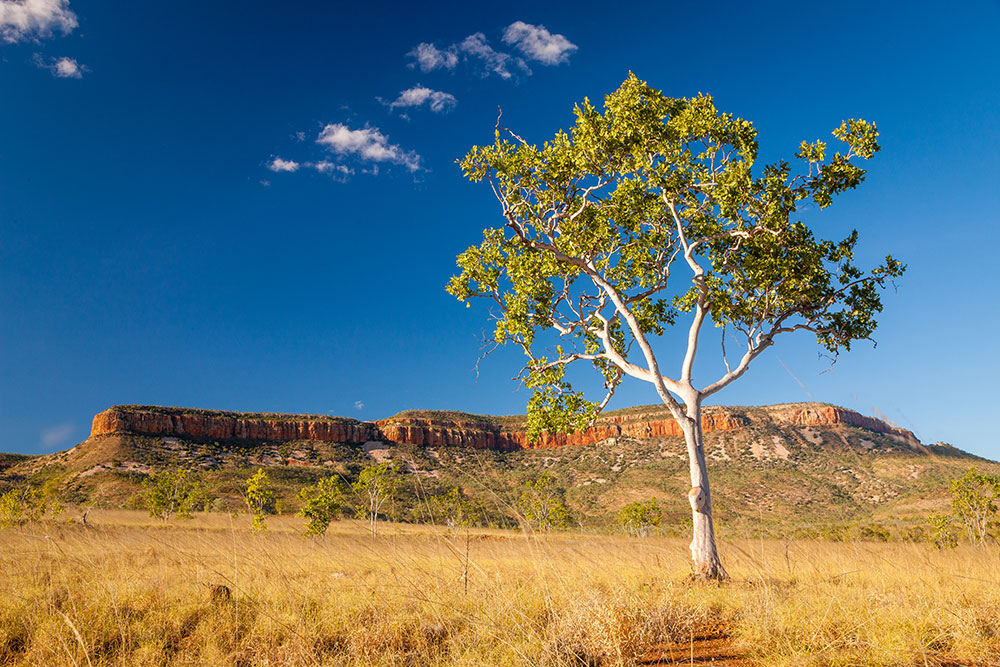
1;511;998;666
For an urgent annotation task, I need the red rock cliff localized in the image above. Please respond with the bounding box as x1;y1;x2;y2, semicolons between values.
91;407;378;444
90;402;917;449
375;412;750;450
768;404;918;443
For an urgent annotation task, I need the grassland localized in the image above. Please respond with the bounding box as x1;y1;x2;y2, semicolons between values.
1;511;998;666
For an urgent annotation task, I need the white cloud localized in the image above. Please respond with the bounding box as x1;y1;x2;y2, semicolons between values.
0;0;77;43
388;85;456;113
353;400;364;411
52;55;80;77
408;42;458;72
33;53;84;78
458;32;526;79
310;160;351;175
407;24;575;79
308;160;353;181
40;423;73;448
503;21;578;65
267;156;300;172
316;123;421;172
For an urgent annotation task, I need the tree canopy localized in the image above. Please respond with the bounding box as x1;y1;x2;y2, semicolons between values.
449;73;904;441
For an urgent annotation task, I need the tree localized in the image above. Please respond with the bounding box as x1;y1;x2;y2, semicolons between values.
245;468;275;533
298;476;347;536
949;468;1000;545
353;462;399;537
0;481;62;528
448;74;904;579
618;498;661;537
143;469;204;520
518;471;571;532
429;486;476;530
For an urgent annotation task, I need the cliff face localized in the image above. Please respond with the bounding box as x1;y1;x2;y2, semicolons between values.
770;405;917;443
91;408;378;444
90;402;917;449
375;412;751;450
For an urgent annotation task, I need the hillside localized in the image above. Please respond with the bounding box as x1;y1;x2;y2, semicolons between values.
1;402;992;538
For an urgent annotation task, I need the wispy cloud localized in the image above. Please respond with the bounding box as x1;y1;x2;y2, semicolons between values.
458;32;525;79
353;400;364;411
316;123;421;172
408;42;458;73
40;423;73;449
407;22;576;79
309;160;353;182
267;156;300;172
503;21;577;65
0;0;78;43
33;53;84;78
385;85;457;113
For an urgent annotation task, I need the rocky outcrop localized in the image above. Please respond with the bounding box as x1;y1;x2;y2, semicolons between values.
91;407;378;444
89;402;917;449
768;404;918;443
375;412;750;450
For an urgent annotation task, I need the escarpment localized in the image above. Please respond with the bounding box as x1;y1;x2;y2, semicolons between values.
91;407;378;444
89;402;919;450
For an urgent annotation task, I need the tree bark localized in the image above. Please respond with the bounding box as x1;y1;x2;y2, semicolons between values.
680;399;727;580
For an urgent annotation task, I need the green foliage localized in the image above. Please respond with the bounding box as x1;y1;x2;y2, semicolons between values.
297;476;347;536
353;462;400;537
428;486;477;529
519;472;570;532
449;73;904;439
0;481;62;528
949;467;1000;544
617;498;661;537
143;469;207;520
927;513;958;549
245;468;276;533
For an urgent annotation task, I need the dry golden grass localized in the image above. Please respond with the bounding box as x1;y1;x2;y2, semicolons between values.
0;510;998;666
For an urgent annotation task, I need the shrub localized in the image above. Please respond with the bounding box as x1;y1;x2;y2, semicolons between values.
950;467;1000;544
297;476;347;536
245;468;276;533
0;481;62;528
618;499;661;537
519;472;571;532
143;469;207;520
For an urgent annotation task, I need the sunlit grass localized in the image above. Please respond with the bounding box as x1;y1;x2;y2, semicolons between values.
1;511;997;665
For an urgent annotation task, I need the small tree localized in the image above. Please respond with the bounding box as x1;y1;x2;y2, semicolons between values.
353;462;399;537
245;468;276;533
429;486;476;530
519;471;570;532
298;476;347;536
618;498;661;537
927;512;958;549
0;481;64;528
143;469;203;520
450;74;903;578
950;468;1000;545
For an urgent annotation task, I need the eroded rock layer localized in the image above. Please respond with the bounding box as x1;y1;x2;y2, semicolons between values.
90;402;918;449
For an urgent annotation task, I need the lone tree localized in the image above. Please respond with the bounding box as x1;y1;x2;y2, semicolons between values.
448;74;903;579
353;462;399;538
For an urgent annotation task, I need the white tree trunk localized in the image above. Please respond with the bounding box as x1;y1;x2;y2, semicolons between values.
680;399;726;580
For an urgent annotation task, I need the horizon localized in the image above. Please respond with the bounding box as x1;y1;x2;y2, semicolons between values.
3;1;999;458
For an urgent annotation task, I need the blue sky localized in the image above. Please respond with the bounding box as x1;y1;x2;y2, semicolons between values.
1;1;998;458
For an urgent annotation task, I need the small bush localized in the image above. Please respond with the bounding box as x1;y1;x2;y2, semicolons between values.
297;476;347;536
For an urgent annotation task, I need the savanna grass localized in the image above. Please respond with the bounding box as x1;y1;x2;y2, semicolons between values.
0;511;997;666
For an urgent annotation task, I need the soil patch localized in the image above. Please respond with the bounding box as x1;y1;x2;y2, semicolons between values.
642;622;749;666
